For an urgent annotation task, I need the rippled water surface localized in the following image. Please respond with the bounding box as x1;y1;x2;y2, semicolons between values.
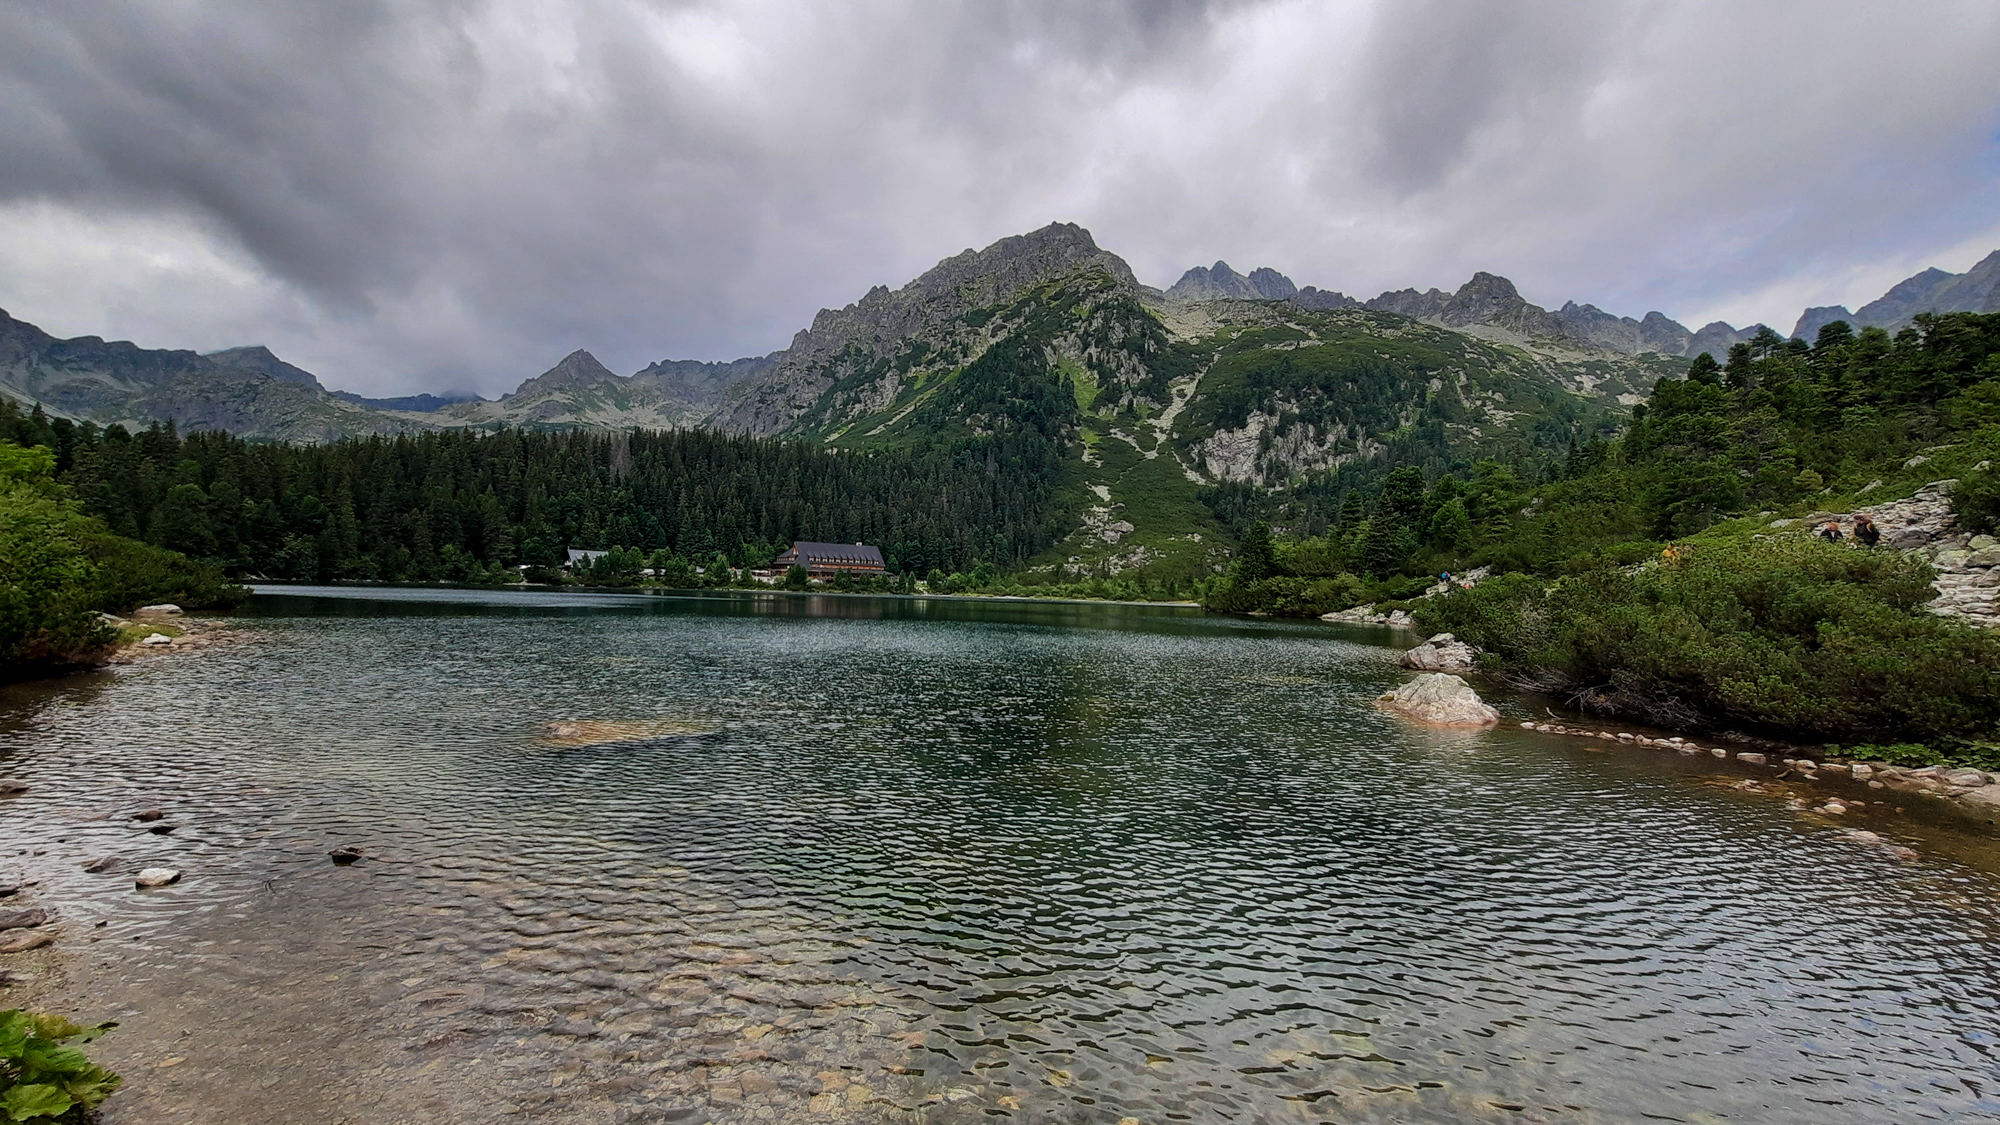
4;586;2000;1124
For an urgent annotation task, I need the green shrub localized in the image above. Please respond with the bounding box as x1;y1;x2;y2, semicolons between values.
1954;462;2000;535
1414;538;2000;744
0;1009;122;1123
1;447;112;676
76;531;248;614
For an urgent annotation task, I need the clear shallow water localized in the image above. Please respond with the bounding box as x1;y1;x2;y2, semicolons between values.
3;585;1999;1124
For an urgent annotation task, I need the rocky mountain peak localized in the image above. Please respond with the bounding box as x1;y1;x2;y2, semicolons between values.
506;349;619;399
1166;261;1298;301
205;345;324;389
906;222;1138;306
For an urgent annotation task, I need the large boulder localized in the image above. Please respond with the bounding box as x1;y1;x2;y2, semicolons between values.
1376;673;1501;727
1400;633;1478;672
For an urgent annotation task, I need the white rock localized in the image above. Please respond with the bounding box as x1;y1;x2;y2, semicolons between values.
1710;748;1728;758
140;633;172;646
1375;673;1500;728
1736;752;1767;764
134;868;181;888
1849;764;1873;778
136;603;183;616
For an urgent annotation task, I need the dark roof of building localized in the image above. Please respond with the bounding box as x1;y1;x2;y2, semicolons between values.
780;541;885;566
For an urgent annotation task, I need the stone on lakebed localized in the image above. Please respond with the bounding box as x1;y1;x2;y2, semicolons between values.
133;868;181;889
1376;673;1500;728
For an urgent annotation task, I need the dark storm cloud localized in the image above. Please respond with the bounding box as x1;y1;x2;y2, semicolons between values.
1;1;1997;395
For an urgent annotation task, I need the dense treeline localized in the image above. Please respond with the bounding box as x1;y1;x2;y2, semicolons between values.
1214;311;2000;752
0;400;1077;583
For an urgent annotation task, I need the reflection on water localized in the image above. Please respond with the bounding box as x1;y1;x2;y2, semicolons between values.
2;585;1998;1124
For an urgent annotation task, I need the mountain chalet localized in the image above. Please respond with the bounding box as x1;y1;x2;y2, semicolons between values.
774;542;887;579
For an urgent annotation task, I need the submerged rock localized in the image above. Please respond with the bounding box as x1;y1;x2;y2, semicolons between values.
1399;633;1479;673
134;868;181;888
329;846;364;866
0;780;27;796
0;907;48;931
0;931;52;955
1375;673;1500;728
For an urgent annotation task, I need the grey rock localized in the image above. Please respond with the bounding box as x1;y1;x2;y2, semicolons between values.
1942;768;1989;787
133;868;181;888
1735;752;1768;764
0;780;26;796
1375;673;1500;727
1400;633;1479;673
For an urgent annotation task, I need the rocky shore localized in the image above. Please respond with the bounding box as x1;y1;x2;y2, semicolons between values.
100;606;261;665
1515;718;2000;821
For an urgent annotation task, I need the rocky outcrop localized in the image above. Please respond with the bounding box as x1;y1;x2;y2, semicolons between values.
1685;321;1765;362
1290;286;1360;310
1166;261;1298;301
1555;303;1695;356
1796;480;1998;627
1793;306;1856;342
1376;673;1500;727
1400;633;1478;672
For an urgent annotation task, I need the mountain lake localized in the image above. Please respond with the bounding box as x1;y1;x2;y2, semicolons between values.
2;584;1998;1124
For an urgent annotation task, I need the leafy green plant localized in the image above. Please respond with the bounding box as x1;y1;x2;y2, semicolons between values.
0;1009;122;1123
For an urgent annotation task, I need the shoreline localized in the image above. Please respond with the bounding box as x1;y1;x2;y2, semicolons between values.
1511;716;2000;828
248;578;1206;610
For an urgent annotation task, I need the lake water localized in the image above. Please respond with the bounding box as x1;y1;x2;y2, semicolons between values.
3;585;1999;1124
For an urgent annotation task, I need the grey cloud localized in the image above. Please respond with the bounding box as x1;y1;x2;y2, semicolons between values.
0;0;1997;396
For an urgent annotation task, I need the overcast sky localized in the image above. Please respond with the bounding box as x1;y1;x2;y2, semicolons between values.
3;1;1998;397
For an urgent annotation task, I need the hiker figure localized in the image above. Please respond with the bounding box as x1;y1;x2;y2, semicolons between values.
1441;570;1451;586
1818;520;1844;542
1853;514;1880;547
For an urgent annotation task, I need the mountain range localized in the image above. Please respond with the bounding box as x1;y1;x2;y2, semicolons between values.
4;228;1995;451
